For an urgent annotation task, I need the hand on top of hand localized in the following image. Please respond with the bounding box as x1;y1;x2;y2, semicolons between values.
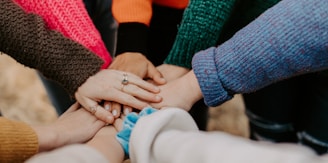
156;64;190;82
34;103;105;152
109;52;166;85
150;71;203;111
108;52;167;114
75;69;162;124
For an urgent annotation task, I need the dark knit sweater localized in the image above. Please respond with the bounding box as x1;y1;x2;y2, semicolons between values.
0;0;104;96
165;0;280;68
192;0;328;106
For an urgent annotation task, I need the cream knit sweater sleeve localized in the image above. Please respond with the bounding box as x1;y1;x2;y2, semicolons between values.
130;108;328;163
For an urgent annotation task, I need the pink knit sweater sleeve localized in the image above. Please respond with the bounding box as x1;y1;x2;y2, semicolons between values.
13;0;112;68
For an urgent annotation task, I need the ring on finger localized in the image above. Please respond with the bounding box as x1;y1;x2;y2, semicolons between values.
121;73;129;85
121;84;126;91
89;105;98;115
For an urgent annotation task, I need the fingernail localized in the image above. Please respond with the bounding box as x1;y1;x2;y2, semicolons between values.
104;104;110;111
106;116;114;123
112;110;117;116
155;95;162;101
124;108;130;115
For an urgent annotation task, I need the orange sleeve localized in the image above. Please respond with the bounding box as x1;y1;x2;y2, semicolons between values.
112;0;153;25
0;118;38;162
112;0;189;26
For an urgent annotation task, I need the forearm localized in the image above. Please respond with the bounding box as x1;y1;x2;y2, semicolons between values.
30;125;58;152
112;0;151;56
192;0;328;106
87;126;124;163
130;108;328;163
0;0;103;95
13;0;112;68
165;0;237;68
114;3;185;57
26;145;109;163
153;130;328;163
181;70;203;105
87;136;124;163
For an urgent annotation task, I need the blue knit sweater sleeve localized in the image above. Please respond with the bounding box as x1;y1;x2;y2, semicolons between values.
192;0;328;107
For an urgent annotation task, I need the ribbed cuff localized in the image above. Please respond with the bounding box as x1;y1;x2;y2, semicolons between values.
115;23;149;56
164;0;236;68
0;118;38;162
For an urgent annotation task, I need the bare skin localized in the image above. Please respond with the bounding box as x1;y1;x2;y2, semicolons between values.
31;103;105;152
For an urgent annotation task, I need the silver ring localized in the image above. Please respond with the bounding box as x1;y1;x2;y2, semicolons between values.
121;84;125;91
122;73;129;85
89;105;98;115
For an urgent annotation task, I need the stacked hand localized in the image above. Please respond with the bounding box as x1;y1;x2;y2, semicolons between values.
75;52;201;125
75;69;162;124
150;70;203;111
32;103;106;152
107;52;198;112
87;118;125;163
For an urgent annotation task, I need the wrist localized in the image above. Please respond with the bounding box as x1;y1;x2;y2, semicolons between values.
182;71;203;106
116;23;149;56
157;64;190;82
87;127;124;162
31;125;60;152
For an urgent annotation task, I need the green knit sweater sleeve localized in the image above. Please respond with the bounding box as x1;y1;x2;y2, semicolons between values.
164;0;237;68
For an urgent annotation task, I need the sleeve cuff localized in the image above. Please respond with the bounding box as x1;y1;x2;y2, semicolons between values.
115;23;149;56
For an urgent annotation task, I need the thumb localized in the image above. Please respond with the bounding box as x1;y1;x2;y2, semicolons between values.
147;64;166;85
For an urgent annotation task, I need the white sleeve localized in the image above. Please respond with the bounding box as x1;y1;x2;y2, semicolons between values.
130;108;328;163
26;144;108;163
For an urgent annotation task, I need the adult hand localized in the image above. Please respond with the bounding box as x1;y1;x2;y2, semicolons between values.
102;101;133;118
32;103;105;152
150;71;203;111
75;69;162;124
109;52;166;85
156;64;190;82
109;53;166;114
86;119;124;163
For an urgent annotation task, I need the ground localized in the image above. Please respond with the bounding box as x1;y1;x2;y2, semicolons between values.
0;53;250;159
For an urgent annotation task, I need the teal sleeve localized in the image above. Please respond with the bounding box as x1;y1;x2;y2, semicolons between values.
164;0;237;68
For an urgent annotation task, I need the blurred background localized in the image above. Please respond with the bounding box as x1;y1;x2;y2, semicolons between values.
0;53;57;125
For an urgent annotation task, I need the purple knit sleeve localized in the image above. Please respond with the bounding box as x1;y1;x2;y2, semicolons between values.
192;0;328;106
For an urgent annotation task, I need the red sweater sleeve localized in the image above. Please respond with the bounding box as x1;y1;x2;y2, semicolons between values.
13;0;112;68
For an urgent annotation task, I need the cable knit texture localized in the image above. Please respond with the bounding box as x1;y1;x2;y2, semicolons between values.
13;0;112;68
165;0;280;68
0;118;38;163
192;0;328;106
0;0;104;95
